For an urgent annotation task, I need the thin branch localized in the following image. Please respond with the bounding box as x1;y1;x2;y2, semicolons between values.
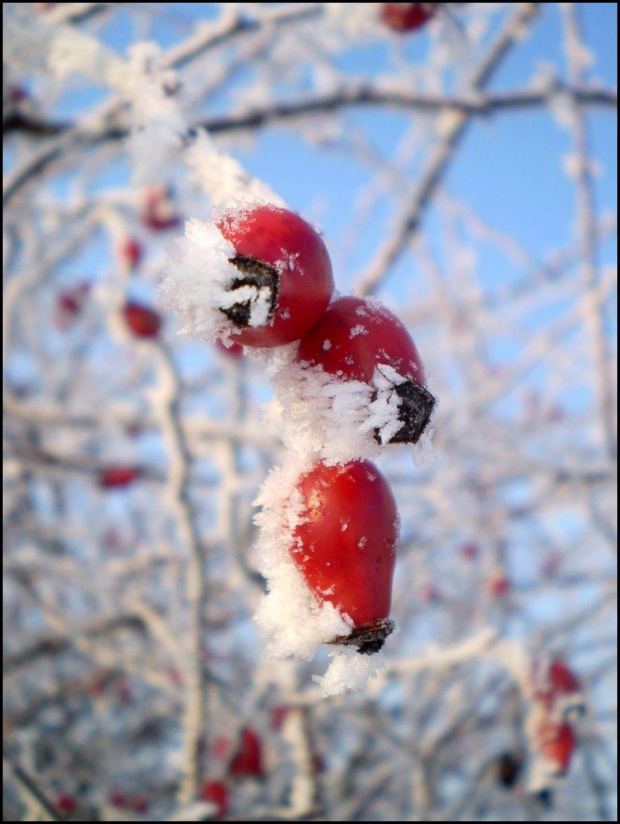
356;2;542;296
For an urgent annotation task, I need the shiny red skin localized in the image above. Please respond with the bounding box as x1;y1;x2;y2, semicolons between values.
99;467;139;489
488;573;510;598
540;722;576;776
381;3;435;32
201;781;228;818
291;460;399;628
549;659;581;696
216;205;334;348
229;728;264;778
123;301;162;338
296;296;426;387
57;281;90;315
121;237;143;270
215;338;245;359
55;794;76;815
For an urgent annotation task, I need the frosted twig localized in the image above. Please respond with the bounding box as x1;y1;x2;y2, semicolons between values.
356;3;542;296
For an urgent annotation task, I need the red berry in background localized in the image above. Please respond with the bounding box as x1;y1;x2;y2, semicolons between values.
99;466;140;489
549;659;581;696
201;781;228;818
123;301;162;338
270;705;290;731
539;722;577;777
381;3;435;33
460;541;479;561
7;85;28;103
56;281;91;328
143;186;180;231
129;794;150;814
291;459;399;654
55;794;76;815
229;728;264;779
109;791;128;809
215;204;334;348
488;572;510;599
119;237;143;271
296;296;435;445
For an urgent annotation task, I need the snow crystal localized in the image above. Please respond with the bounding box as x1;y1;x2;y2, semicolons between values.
159;218;247;343
349;324;368;338
322;339;332;351
262;349;436;463
184;131;284;208
313;647;385;697
216;284;272;328
412;427;436;469
265;357;382;463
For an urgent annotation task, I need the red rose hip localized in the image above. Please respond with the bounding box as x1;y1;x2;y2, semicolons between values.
200;781;228;818
538;722;577;777
123;301;162;338
296;296;435;445
291;459;399;654
229;728;264;778
381;3;435;33
215;204;334;348
99;467;140;489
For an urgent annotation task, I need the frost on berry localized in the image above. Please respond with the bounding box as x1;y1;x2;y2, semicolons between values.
159;217;243;345
159;202;333;349
253;455;399;695
253;461;356;661
289;296;437;457
159;213;281;343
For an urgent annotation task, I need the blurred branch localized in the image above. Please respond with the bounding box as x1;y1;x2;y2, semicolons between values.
3;613;147;675
562;3;617;461
356;2;542;296
5;83;616;139
3;749;63;822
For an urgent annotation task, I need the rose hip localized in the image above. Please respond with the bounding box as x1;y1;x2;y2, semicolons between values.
296;296;435;444
291;459;399;654
216;204;334;348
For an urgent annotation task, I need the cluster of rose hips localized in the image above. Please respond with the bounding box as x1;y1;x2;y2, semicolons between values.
525;656;584;791
200;727;264;818
169;202;436;656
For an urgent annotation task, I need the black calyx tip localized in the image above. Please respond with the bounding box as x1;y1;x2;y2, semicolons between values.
220;255;280;329
374;378;436;445
329;619;394;656
533;788;554;810
496;751;523;789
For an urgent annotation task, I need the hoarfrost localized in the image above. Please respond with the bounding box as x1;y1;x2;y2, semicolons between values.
158;219;240;342
314;648;385;697
253;461;352;660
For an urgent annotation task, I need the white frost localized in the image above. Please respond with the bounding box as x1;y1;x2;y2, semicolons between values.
314;647;385;697
253;461;352;660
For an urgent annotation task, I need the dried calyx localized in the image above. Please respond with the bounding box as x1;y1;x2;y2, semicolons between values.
329;618;395;655
373;378;436;445
219;254;280;328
